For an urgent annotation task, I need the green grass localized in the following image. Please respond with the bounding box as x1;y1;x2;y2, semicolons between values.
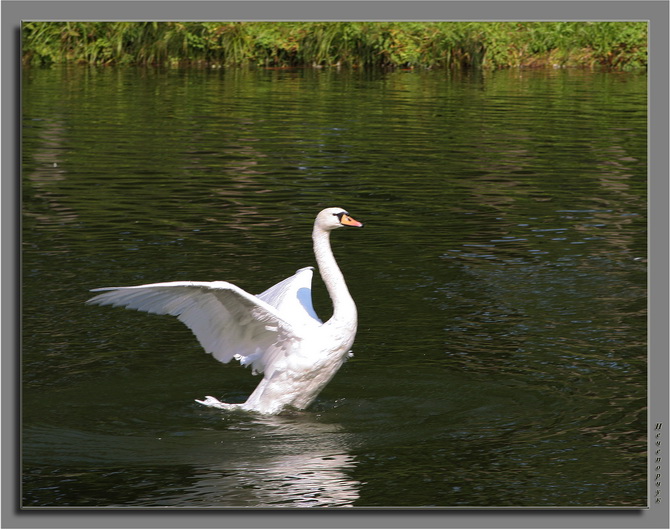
21;21;648;70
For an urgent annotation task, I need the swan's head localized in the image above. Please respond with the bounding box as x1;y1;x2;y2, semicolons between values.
315;208;363;231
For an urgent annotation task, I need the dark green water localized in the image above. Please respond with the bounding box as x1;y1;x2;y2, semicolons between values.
22;66;647;507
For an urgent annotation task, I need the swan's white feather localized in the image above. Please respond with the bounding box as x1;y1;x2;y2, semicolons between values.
87;280;302;376
256;266;322;325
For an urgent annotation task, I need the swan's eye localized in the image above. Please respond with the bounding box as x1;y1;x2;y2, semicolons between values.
334;212;349;222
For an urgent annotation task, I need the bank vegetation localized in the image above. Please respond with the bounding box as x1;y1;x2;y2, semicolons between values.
22;21;647;70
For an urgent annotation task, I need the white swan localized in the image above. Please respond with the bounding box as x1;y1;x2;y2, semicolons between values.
87;207;363;415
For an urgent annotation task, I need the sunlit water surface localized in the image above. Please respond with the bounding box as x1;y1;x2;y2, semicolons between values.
22;66;647;507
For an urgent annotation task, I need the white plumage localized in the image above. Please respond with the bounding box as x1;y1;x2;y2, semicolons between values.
87;207;363;415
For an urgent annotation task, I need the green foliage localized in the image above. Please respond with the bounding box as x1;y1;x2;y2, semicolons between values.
21;21;647;70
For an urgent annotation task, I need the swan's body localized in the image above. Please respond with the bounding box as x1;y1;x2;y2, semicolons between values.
87;208;363;415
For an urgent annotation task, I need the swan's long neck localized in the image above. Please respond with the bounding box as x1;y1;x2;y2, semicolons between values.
313;225;357;326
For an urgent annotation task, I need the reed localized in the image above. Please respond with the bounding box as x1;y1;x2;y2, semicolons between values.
21;21;647;70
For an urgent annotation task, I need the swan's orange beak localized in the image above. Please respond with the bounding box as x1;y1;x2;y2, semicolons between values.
340;214;363;228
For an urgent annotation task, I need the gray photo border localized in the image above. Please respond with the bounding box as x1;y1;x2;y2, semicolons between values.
3;1;668;528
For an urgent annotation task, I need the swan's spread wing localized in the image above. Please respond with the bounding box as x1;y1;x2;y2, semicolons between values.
86;281;300;375
256;267;322;325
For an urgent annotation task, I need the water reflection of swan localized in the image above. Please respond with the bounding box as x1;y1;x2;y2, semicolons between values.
25;414;362;508
87;208;363;414
145;414;361;508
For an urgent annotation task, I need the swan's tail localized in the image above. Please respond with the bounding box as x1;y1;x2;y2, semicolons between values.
195;395;241;410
